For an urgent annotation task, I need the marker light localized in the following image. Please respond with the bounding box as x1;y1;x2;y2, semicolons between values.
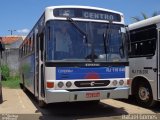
58;82;64;88
112;80;118;86
66;81;72;88
119;80;124;85
47;82;54;88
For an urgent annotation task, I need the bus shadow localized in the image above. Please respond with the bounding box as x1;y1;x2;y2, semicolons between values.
152;102;160;113
118;96;160;113
38;102;128;120
23;89;129;120
117;96;137;105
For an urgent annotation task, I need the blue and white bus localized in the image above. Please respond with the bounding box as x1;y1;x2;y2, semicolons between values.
19;6;130;107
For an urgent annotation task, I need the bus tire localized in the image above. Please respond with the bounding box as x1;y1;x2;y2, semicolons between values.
22;74;27;92
135;82;156;108
20;83;23;89
22;81;27;92
0;87;3;104
23;86;27;92
38;100;46;108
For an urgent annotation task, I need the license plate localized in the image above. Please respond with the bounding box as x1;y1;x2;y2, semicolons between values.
86;92;100;98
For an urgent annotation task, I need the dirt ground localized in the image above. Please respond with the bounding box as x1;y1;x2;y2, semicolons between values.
0;88;160;120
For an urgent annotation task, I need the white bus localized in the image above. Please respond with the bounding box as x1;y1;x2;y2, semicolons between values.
128;15;160;107
19;6;130;107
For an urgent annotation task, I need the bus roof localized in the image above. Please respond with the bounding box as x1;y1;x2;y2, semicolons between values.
129;15;160;30
45;5;123;16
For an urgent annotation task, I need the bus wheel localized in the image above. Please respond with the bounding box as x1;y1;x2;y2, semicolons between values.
135;82;155;108
38;100;46;108
23;86;27;92
0;87;3;104
20;83;23;89
22;81;27;92
22;74;27;92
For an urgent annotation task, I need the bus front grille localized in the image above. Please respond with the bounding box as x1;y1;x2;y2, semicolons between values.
74;80;110;87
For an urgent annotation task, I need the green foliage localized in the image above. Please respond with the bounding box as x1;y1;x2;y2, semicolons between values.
1;75;20;89
132;11;160;23
131;16;141;22
0;64;10;80
141;12;148;19
0;64;20;89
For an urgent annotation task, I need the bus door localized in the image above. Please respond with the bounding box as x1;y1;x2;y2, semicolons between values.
34;33;39;97
39;32;45;99
35;32;45;100
158;28;160;99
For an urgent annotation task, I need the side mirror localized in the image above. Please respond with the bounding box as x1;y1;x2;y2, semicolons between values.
0;36;4;51
0;43;5;51
2;44;5;51
120;27;126;33
0;43;5;59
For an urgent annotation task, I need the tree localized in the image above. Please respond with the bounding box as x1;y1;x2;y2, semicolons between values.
132;11;160;22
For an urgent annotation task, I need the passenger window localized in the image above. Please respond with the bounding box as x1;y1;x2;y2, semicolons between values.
129;25;157;57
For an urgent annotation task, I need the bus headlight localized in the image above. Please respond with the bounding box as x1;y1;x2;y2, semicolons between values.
119;80;124;85
58;82;64;88
66;81;72;88
112;80;118;86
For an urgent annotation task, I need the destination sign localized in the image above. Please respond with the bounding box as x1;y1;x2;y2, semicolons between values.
53;8;121;22
83;11;114;21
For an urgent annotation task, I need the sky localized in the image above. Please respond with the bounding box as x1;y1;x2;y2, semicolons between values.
0;0;159;36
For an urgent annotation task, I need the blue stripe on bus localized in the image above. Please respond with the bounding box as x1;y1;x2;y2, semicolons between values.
56;66;125;80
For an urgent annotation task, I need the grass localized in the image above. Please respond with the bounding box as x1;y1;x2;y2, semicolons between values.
1;75;20;89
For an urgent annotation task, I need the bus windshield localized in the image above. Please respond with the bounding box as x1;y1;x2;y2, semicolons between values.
46;20;127;62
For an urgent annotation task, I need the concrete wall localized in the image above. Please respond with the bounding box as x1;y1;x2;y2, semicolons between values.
1;48;19;76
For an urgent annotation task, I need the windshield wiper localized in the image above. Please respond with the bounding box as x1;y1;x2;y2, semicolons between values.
66;17;88;43
119;40;125;58
66;17;97;62
103;20;112;60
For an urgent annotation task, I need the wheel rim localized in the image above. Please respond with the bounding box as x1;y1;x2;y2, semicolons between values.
138;87;150;101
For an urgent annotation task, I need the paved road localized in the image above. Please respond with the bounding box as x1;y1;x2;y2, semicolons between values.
0;88;160;120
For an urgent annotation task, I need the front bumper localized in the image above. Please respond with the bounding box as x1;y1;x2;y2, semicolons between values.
45;87;129;104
